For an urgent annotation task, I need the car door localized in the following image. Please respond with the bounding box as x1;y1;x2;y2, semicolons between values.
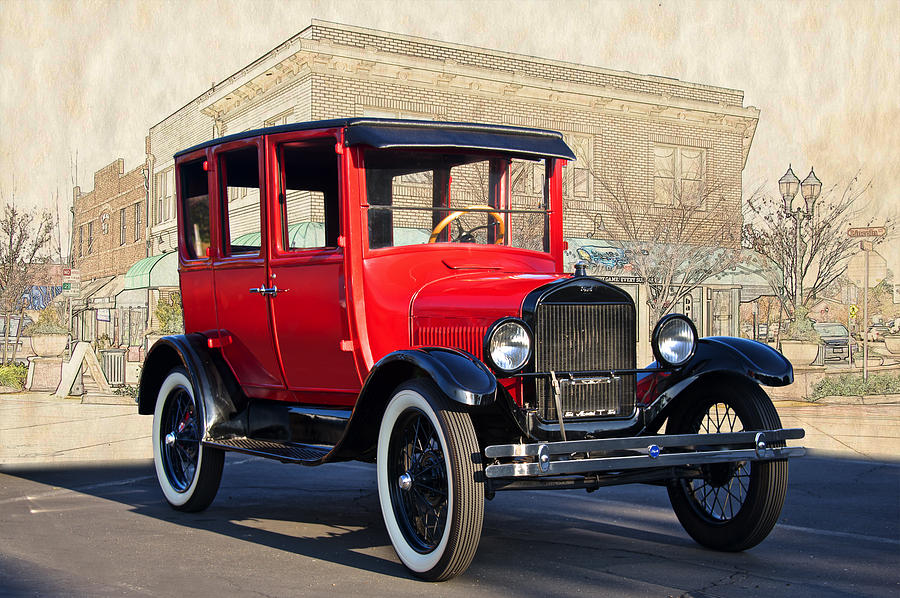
211;139;286;396
265;134;361;406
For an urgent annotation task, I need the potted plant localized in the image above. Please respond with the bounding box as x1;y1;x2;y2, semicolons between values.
884;320;900;354
24;307;69;358
779;307;822;367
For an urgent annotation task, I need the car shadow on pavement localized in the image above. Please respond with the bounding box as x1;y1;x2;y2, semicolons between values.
0;459;409;580
5;455;896;596
0;456;698;586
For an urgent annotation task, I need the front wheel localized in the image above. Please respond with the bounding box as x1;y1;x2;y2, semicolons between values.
666;380;788;551
152;367;224;512
377;380;484;581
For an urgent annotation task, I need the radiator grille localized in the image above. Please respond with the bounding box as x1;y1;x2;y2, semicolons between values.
415;324;488;357
533;303;636;420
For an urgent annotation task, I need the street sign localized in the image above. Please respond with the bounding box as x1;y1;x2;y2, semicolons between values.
848;226;886;238
849;304;858;317
847;250;886;287
62;268;80;297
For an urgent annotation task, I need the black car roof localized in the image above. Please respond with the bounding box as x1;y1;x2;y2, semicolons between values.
174;118;576;161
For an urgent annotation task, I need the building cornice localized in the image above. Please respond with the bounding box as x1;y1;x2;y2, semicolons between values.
199;37;759;165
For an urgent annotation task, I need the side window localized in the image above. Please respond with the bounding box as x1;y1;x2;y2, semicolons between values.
220;147;262;255
278;141;339;250
180;159;210;259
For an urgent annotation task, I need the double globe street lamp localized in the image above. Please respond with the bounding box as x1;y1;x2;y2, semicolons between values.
778;165;823;313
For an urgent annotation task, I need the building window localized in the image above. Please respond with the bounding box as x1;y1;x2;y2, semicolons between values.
562;134;592;199
79;225;83;257
653;144;706;207
134;202;142;241
155;168;175;224
120;207;127;245
264;110;293;127
87;221;94;254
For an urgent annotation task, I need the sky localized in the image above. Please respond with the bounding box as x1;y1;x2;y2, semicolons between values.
1;0;898;259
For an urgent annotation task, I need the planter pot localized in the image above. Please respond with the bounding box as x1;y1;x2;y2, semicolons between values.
780;340;820;367
30;334;68;358
884;336;900;355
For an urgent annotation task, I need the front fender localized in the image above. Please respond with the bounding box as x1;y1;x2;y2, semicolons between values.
367;347;498;407
682;336;793;387
327;347;497;461
639;336;793;432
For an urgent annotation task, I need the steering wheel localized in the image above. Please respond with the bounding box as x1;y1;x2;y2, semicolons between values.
428;205;506;244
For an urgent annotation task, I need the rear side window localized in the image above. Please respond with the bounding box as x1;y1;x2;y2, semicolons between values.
220;147;262;255
278;141;340;250
180;159;210;259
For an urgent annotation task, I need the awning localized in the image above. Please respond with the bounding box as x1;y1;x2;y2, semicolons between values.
88;275;126;308
71;276;115;310
124;251;178;289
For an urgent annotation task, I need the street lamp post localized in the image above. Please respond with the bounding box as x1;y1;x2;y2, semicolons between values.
778;166;822;315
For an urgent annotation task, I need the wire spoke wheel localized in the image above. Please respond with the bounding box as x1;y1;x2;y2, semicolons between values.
388;409;449;551
377;380;484;581
152;367;224;512
682;402;752;522
666;380;789;552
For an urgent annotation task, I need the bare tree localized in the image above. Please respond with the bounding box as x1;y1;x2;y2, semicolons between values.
0;200;53;365
579;173;745;332
742;172;893;318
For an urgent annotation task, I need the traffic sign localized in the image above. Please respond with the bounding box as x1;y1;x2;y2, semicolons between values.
849;304;858;317
848;226;886;238
62;268;80;297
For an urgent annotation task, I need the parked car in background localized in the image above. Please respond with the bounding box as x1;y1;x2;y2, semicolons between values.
812;322;856;361
864;325;891;342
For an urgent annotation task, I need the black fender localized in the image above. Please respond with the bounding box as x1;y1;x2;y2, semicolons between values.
642;336;793;432
137;334;246;437
329;347;497;461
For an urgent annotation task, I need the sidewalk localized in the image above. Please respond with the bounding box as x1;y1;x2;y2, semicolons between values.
0;391;152;466
1;391;898;466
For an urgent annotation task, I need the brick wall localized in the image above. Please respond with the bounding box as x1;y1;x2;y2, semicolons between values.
73;159;147;280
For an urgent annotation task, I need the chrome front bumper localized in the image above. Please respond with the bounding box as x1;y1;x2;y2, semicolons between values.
483;428;806;479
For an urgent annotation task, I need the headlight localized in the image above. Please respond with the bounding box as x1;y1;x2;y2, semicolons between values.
484;318;532;374
652;314;697;367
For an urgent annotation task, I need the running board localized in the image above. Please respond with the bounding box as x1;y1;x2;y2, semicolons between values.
203;437;331;464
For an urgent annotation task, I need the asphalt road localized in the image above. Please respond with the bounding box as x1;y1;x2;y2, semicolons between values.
0;454;897;597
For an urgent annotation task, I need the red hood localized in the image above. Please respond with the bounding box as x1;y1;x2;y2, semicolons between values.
410;272;561;356
412;271;562;320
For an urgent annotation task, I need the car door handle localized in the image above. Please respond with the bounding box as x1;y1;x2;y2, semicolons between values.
249;286;288;297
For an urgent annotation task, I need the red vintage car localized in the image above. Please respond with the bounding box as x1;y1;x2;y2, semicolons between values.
138;118;804;581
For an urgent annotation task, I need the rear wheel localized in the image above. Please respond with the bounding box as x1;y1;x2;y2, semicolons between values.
666;380;788;551
152;367;223;512
377;380;484;581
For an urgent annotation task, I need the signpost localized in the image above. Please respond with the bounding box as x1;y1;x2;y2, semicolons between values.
848;226;887;238
62;268;80;352
849;227;887;381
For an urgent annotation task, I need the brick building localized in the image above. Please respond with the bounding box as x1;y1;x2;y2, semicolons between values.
73;158;146;279
71;158;147;344
146;20;761;359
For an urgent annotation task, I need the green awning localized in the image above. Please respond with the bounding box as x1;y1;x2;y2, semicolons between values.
124;251;178;289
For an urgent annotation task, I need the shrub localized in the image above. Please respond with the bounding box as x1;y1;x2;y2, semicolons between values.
0;364;27;390
811;372;900;400
154;293;184;334
784;306;821;343
23;307;68;335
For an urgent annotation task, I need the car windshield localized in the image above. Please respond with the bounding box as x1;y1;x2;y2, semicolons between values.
814;323;849;336
363;149;550;252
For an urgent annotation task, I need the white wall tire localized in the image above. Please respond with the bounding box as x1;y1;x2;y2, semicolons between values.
152;367;224;512
377;380;484;581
